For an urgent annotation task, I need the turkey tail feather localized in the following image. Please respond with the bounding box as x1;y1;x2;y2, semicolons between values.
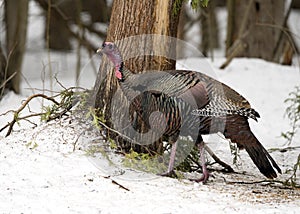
224;116;281;179
242;135;282;178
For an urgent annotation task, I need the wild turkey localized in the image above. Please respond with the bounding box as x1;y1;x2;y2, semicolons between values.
98;42;281;182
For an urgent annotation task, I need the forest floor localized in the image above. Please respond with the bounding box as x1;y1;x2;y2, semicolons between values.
0;2;300;213
0;58;300;213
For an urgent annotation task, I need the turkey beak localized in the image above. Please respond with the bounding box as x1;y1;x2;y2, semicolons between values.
96;47;103;55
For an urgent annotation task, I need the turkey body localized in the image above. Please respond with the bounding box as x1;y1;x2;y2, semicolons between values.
98;42;282;182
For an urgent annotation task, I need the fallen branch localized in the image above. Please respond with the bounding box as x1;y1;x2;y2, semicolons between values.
269;146;300;153
0;94;60;137
226;179;299;189
103;176;130;191
0;88;83;137
204;144;234;172
111;179;130;191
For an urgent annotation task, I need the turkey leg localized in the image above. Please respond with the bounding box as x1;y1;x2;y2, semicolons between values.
190;141;210;183
159;141;178;177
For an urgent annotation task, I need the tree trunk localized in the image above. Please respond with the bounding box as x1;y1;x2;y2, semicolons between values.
83;0;110;23
291;0;300;9
226;0;285;62
0;43;7;99
92;0;182;153
47;1;72;51
225;0;235;56
200;0;219;57
4;0;29;94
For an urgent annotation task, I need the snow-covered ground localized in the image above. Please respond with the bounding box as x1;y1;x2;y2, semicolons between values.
0;57;300;213
1;2;300;213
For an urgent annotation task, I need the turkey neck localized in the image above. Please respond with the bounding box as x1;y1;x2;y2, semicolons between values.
115;62;131;82
114;61;140;100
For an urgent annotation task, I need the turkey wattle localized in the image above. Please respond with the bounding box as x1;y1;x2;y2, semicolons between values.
97;42;281;183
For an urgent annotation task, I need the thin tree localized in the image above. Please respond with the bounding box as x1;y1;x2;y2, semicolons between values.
200;0;219;57
4;0;29;94
0;43;7;99
35;0;110;51
223;0;290;68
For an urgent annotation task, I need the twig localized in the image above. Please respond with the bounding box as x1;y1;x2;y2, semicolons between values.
54;75;67;90
46;0;53;95
0;109;15;117
24;86;86;95
0;71;17;90
0;43;17;97
0;93;59;137
95;116;141;146
269;146;300;153
256;22;300;67
25;94;58;110
21;72;36;95
272;0;295;61
220;34;248;69
102;175;130;191
35;0;99;52
72;130;86;152
22;118;38;128
204;144;234;172
111;179;130;191
226;179;299;189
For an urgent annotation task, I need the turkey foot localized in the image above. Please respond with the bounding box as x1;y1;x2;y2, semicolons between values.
158;170;178;178
158;141;178;178
189;164;209;183
190;141;210;183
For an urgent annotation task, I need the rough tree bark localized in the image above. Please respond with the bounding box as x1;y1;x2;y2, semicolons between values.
0;43;7;99
225;0;285;62
4;0;29;94
92;0;183;153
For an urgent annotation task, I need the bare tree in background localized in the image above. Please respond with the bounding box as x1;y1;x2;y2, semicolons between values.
0;42;7;99
224;0;294;67
200;0;219;57
4;0;29;94
35;0;110;51
176;2;220;58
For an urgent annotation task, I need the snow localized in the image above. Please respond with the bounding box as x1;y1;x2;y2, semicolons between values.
1;57;299;213
1;3;300;214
